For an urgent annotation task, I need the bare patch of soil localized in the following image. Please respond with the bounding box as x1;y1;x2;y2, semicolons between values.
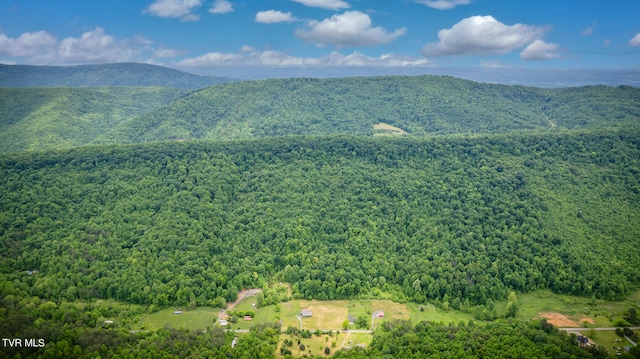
538;312;579;327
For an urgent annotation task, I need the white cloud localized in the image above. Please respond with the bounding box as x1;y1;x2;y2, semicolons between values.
53;28;148;64
0;27;155;65
210;0;233;14
240;45;255;52
291;0;350;10
177;51;243;66
414;0;470;10
581;26;593;36
177;49;429;67
255;10;296;24
155;47;182;58
421;15;547;57
629;33;640;47
0;30;56;56
143;0;202;21
520;40;560;60
295;11;406;48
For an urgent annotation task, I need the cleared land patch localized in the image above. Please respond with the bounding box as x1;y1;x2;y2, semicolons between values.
136;307;218;331
517;289;640;327
373;122;407;136
299;300;349;330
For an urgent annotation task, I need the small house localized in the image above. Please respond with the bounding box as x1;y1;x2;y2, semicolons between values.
376;311;384;318
219;319;228;326
243;315;253;321
300;309;312;317
348;315;356;324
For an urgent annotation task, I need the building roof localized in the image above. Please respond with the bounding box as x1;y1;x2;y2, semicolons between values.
300;309;313;317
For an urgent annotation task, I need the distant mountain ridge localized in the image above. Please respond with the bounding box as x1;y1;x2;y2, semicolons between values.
2;74;639;152
0;62;233;89
96;75;640;145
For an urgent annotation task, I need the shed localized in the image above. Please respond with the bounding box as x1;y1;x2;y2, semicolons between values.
376;311;384;318
300;309;312;317
243;316;253;321
173;311;182;314
219;320;228;326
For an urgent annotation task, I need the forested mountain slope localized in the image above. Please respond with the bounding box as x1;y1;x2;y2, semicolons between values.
95;76;640;145
2;75;639;152
1;132;638;308
0;62;232;88
0;87;189;152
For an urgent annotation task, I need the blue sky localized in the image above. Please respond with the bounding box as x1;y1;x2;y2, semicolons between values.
1;0;639;74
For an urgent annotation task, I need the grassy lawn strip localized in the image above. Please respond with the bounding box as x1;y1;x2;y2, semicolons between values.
136;307;218;331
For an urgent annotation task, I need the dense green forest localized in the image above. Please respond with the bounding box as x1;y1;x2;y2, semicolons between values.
0;63;231;89
2;67;640;357
334;319;609;359
96;76;640;145
0;87;189;152
2;132;638;312
2;74;640;153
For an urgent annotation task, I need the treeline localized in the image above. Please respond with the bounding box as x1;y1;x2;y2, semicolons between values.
0;87;189;153
1;131;638;309
95;76;640;145
0;62;231;88
333;319;609;358
2;75;639;153
0;292;279;358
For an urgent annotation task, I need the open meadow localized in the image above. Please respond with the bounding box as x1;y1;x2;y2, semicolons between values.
135;307;218;331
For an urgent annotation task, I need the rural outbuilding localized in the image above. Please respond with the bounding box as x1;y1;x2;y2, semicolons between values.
300;309;312;317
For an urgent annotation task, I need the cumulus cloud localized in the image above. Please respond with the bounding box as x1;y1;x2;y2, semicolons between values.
155;47;182;58
421;15;547;57
52;28;149;63
629;33;640;47
520;40;560;60
255;10;296;24
295;11;406;47
291;0;350;10
177;49;429;67
210;0;233;14
0;30;57;56
0;27;158;65
414;0;471;10
143;0;202;21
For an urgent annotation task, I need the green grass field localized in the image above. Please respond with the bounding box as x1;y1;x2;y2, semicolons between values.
299;300;349;330
135;307;219;331
585;330;628;356
515;289;640;327
133;289;640;332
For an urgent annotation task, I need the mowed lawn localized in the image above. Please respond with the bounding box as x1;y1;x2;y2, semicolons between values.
281;299;464;330
299;300;349;330
136;307;219;331
587;330;633;356
230;296;280;330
